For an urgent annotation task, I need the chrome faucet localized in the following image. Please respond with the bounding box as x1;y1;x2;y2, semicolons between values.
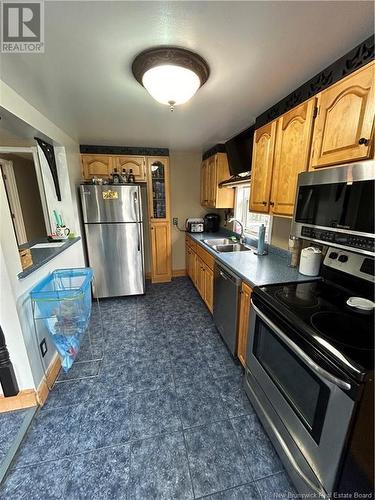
228;218;245;244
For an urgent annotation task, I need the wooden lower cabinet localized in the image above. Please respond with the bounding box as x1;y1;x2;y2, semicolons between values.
186;245;196;284
185;237;214;313
196;257;206;298
237;282;253;367
150;221;172;283
204;266;214;313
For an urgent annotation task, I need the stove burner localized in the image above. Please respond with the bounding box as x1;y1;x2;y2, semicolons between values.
311;311;374;350
275;288;319;309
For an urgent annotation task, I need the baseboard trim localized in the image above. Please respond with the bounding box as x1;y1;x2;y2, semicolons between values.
172;269;187;277
37;354;61;406
145;269;187;281
0;389;37;413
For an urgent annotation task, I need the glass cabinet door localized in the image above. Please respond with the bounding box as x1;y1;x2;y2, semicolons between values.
150;161;167;219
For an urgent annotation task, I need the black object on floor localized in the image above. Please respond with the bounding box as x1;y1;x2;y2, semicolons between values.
0;325;19;397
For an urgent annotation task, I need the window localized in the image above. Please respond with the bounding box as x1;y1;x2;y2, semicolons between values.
234;185;272;242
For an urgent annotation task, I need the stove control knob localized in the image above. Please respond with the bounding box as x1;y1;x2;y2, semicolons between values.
338;254;348;263
328;251;338;259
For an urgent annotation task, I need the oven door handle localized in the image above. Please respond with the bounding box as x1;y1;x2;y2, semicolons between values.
251;300;352;391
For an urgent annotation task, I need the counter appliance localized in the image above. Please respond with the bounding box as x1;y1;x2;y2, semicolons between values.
204;213;220;233
80;184;145;298
186;218;204;233
292;161;375;256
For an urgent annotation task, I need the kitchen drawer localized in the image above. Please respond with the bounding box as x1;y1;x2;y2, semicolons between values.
196;244;215;270
185;235;197;252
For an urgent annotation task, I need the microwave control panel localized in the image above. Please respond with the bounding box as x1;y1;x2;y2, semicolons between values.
301;226;375;253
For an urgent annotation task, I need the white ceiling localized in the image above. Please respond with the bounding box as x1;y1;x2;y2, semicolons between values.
2;1;374;151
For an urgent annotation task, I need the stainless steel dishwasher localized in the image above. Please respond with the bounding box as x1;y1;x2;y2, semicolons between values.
213;262;241;356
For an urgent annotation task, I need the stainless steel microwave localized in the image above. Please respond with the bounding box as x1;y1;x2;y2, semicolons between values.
291;161;375;256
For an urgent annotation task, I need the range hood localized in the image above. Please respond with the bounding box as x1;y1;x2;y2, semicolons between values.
219;173;251;188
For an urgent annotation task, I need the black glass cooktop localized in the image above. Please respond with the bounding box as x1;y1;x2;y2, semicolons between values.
257;280;374;375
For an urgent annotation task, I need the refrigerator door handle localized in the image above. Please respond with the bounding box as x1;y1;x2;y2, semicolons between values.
137;223;141;252
133;191;141;251
133;191;139;221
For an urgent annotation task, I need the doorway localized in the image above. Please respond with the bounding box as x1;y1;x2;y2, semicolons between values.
0;151;48;245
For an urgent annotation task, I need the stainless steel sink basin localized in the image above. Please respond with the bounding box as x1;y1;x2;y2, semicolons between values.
203;238;234;247
213;243;252;253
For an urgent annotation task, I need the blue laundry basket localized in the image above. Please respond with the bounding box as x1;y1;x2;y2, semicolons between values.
31;268;94;372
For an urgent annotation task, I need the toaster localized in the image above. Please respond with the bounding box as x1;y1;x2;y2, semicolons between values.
186;218;204;233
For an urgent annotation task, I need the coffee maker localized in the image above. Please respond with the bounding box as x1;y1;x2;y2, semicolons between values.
204;213;220;233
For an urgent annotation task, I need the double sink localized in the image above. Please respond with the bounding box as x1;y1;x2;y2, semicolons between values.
203;238;253;253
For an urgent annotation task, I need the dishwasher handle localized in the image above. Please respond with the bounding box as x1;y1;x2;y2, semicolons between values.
216;264;241;286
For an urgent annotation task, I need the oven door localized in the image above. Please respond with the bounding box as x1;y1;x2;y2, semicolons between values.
246;297;358;496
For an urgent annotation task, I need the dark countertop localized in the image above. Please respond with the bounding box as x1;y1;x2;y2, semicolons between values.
18;237;81;280
189;232;313;287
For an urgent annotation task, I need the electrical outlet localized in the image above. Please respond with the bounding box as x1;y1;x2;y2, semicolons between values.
40;339;48;358
173;218;178;226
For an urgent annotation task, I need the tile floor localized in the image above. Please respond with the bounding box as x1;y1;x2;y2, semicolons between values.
0;409;29;463
0;277;297;499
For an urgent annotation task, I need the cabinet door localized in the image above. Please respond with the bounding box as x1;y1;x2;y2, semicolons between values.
191;251;197;287
147;157;170;221
215;153;235;209
196;257;206;298
311;62;375;168
115;156;146;181
200;160;207;206
150;221;171;283
237;282;252;367
206;156;216;207
186;244;194;281
249;122;277;213
81;155;113;179
204;265;214;313
270;99;315;216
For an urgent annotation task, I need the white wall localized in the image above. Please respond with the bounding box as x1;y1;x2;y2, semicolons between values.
0;80;85;391
0;248;34;392
170;151;207;271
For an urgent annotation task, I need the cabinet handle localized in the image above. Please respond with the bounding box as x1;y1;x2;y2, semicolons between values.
358;137;369;146
262;201;267;206
269;201;275;206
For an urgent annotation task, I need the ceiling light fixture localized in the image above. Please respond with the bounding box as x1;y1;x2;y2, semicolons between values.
132;47;210;111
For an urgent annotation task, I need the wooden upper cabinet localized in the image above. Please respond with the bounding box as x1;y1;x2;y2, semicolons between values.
310;62;375;168
146;157;170;221
271;98;315;216
200;153;234;209
81;155;113;179
81;154;147;181
237;282;252;367
206;156;216;206
200;160;207;206
114;156;146;181
249;122;277;213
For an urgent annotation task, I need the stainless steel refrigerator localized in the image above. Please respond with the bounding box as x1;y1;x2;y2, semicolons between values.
80;184;145;298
